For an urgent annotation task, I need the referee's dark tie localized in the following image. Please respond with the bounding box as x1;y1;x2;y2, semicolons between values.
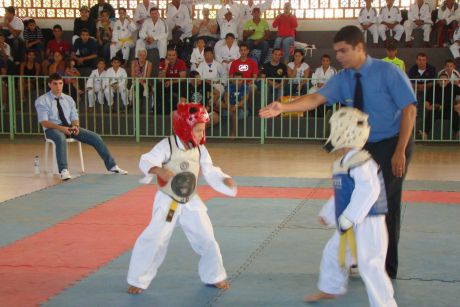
354;72;363;111
55;97;70;127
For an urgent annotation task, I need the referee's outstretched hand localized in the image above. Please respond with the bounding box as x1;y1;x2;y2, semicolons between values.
259;101;282;118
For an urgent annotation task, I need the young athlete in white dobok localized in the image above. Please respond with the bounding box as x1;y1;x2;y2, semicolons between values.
305;107;397;307
127;103;237;294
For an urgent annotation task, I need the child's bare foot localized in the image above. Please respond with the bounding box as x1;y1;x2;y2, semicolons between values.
212;280;230;289
127;285;143;294
304;292;336;302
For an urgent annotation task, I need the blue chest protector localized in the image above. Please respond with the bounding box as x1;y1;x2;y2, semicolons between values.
333;150;388;227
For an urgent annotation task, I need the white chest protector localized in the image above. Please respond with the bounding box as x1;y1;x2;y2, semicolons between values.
159;135;201;203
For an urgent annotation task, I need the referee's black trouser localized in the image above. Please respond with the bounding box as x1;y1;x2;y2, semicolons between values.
364;135;414;279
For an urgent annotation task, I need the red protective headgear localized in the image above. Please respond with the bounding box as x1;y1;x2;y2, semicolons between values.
173;103;210;147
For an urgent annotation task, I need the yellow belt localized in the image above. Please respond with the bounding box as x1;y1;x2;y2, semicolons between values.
166;200;178;222
119;37;133;44
338;228;357;269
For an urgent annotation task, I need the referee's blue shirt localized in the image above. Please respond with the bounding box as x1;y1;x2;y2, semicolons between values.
318;56;416;142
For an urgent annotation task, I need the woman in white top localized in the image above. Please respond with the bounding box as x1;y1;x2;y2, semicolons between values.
190;38;205;71
286;49;310;96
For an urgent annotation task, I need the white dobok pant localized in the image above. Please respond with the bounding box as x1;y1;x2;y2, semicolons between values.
317;216;397;307
135;38;167;60
378;24;404;42
104;86;127;106
403;21;432;42
362;24;379;44
127;191;227;289
87;85;104;107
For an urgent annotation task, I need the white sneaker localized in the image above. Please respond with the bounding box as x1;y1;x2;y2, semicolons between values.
60;169;72;181
110;165;128;175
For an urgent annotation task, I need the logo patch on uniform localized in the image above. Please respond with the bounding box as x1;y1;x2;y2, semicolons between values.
333;177;342;189
180;161;189;170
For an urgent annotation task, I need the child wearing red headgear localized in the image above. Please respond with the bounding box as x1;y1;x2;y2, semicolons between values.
127;103;237;294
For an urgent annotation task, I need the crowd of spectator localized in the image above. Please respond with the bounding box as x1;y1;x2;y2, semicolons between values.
0;0;459;138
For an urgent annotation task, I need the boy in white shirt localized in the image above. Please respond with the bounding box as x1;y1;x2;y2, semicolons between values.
305;107;397;307
309;54;337;93
127;103;236;294
86;58;107;108
190;37;205;71
104;56;128;107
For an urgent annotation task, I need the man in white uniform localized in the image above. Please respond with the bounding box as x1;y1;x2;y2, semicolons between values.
358;0;379;46
403;0;432;47
136;7;168;59
378;0;404;45
166;0;193;41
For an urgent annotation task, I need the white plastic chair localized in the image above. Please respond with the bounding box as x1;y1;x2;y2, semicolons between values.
44;133;85;175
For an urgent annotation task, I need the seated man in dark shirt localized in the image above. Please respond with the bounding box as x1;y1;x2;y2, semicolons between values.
71;28;98;70
260;48;288;102
407;52;436;115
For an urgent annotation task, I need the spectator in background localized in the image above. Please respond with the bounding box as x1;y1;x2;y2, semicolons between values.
90;0;115;22
261;48;288;102
378;0;404;46
0;6;24;64
180;70;206;104
287;49;310;96
243;7;270;66
435;0;459;47
96;10;113;62
48;51;66;76
419;73;460;139
136;7;168;61
358;0;379;47
408;52;437;116
272;2;298;64
404;0;432;48
155;47;187;113
215;32;240;73
0;32;15;74
309;54;337;93
23;19;44;62
73;6;97;44
229;43;258;80
72;28;98;70
134;0;157;30
196;47;227;106
104;56;128;108
130;48;153;111
190;37;205;71
438;58;460;86
192;8;218;46
223;72;249;137
86;58;107;108
19;49;40;102
64;58;83;99
43;25;71;75
110;8;136;62
166;0;193;42
217;9;239;41
449;25;460;60
382;44;406;71
241;0;273;25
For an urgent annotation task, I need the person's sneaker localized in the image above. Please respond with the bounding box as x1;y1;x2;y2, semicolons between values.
110;165;128;175
60;169;72;181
